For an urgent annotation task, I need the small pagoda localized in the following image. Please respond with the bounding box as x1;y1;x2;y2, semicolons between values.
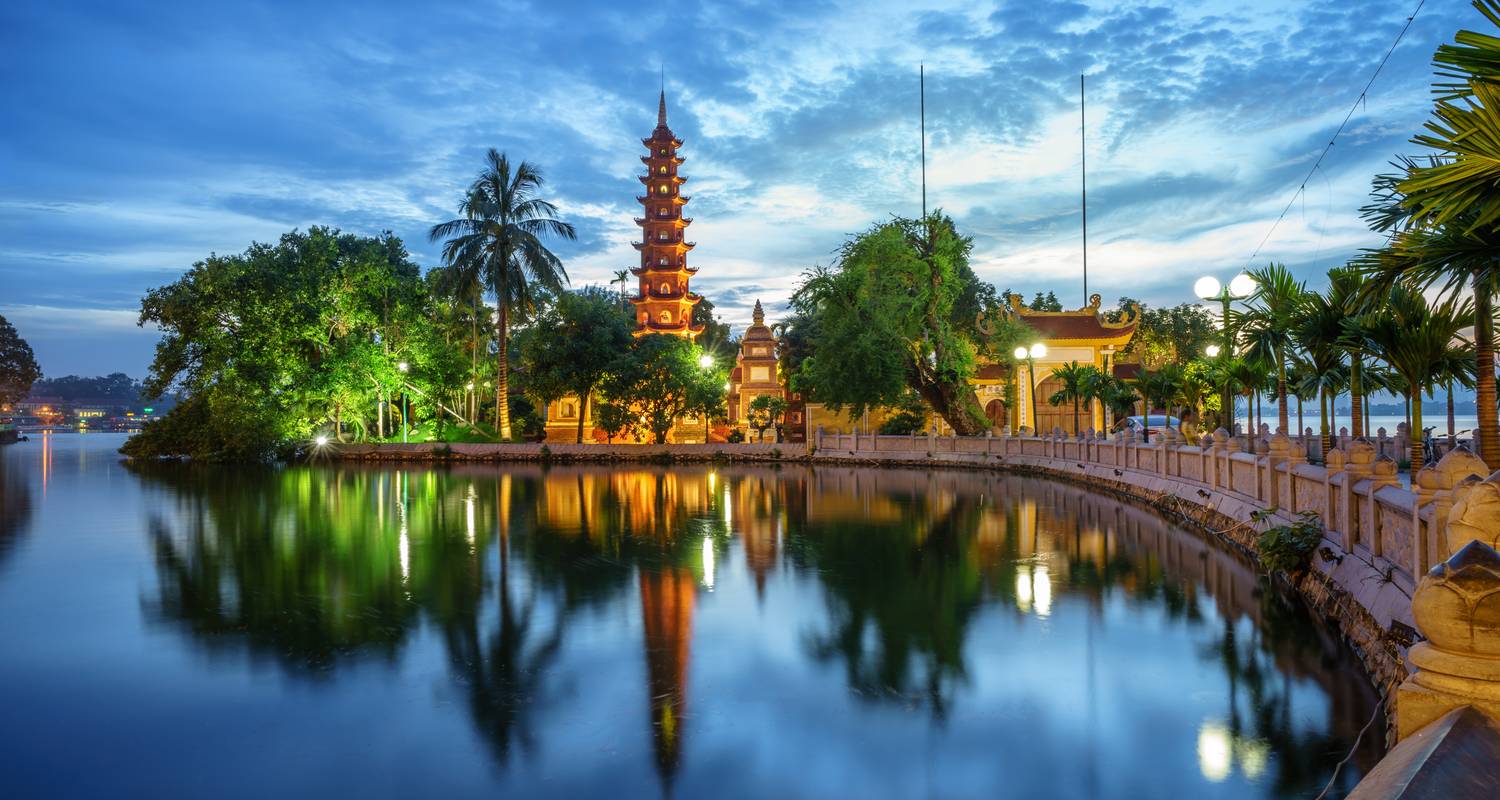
631;90;702;338
727;300;783;436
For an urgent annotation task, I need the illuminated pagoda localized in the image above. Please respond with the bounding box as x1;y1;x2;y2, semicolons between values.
726;300;783;438
543;90;708;441
630;90;702;338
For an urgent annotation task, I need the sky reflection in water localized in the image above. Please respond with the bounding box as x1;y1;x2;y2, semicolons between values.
0;434;1382;798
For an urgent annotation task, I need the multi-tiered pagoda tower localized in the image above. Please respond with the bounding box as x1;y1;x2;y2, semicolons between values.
631;91;702;338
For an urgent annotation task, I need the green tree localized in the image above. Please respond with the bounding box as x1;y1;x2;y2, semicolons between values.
603;336;725;444
518;287;634;443
790;213;993;435
747;394;788;442
1114;299;1219;368
125;228;425;460
0;315;42;408
1028;291;1062;312
592;401;638;443
1361;287;1474;466
429;149;576;441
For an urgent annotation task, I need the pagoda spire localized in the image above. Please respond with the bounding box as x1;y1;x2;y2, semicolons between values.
752;299;764;325
630;90;702;339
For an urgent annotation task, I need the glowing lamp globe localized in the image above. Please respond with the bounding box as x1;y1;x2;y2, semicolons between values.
315;435;329;446
397;361;410;373
1193;276;1221;300
1013;346;1028;360
1205;344;1221;358
1229;273;1257;298
1029;343;1048;359
698;354;714;369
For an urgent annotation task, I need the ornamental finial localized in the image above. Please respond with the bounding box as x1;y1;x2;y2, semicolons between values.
752;299;764;325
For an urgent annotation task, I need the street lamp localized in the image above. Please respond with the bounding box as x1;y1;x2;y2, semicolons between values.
1014;342;1047;433
1195;274;1256;434
698;353;715;369
397;361;410;444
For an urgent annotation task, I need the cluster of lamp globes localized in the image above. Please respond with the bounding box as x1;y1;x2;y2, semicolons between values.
1194;273;1258;361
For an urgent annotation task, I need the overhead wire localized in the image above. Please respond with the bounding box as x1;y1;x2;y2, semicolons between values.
1239;0;1427;270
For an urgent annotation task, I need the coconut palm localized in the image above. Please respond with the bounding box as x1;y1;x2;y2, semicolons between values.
1239;263;1306;435
1361;287;1474;467
611;269;630;309
1398;0;1500;232
1292;289;1348;459
430;150;576;439
1136;365;1185;443
1047;361;1092;434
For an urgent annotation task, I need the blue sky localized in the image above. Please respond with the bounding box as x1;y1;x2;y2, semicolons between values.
0;0;1475;378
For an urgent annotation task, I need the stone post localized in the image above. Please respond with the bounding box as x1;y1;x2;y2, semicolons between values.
1265;433;1291;509
1210;428;1229;490
1396;539;1500;739
1324;446;1346;535
1413;449;1489;576
1366;455;1400;559
1340;439;1377;553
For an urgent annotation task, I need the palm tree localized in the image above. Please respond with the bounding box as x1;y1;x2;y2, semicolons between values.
1323;266;1376;440
1136;365;1185;443
1398;0;1500;232
1361;4;1500;465
430;150;576;440
1047;361;1091;434
1239;263;1306;435
611;269;630;309
1361;287;1474;467
1292;291;1347;460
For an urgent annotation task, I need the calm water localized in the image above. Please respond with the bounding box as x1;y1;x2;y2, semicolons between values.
0;434;1382;799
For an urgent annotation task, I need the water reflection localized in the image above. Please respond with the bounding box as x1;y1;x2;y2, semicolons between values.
0;442;1383;797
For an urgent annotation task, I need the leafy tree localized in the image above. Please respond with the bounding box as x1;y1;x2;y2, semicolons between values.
1113;299;1219;369
518;287;634;443
692;297;735;355
592;401;638;443
124;228;425;460
747;394;788;442
790;213;994;435
603;336;725;444
0;315;42;407
429;149;576;440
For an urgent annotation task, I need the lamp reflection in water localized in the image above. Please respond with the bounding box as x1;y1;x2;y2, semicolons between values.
464;485;476;547
1196;719;1271;782
701;536;716;591
1014;562;1052;617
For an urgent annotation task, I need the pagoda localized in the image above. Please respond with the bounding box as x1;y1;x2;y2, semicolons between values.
631;90;703;338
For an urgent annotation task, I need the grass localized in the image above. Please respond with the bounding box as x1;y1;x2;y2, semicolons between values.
377;420;529;444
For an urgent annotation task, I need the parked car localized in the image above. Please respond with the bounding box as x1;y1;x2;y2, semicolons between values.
1113;415;1180;439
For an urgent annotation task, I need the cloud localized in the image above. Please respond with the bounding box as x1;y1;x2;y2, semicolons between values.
0;0;1479;371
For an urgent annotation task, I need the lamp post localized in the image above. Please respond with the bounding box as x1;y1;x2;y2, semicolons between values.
1194;274;1256;434
699;352;715;443
397;361;410;443
1013;342;1047;433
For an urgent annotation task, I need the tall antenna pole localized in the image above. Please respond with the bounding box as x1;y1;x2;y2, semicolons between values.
1080;73;1088;307
920;64;927;221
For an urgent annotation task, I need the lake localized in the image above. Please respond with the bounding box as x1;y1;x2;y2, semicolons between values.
0;433;1383;798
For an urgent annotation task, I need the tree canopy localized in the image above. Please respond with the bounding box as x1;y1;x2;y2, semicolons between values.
124;227;426;460
789;213;1020;435
0;314;41;408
